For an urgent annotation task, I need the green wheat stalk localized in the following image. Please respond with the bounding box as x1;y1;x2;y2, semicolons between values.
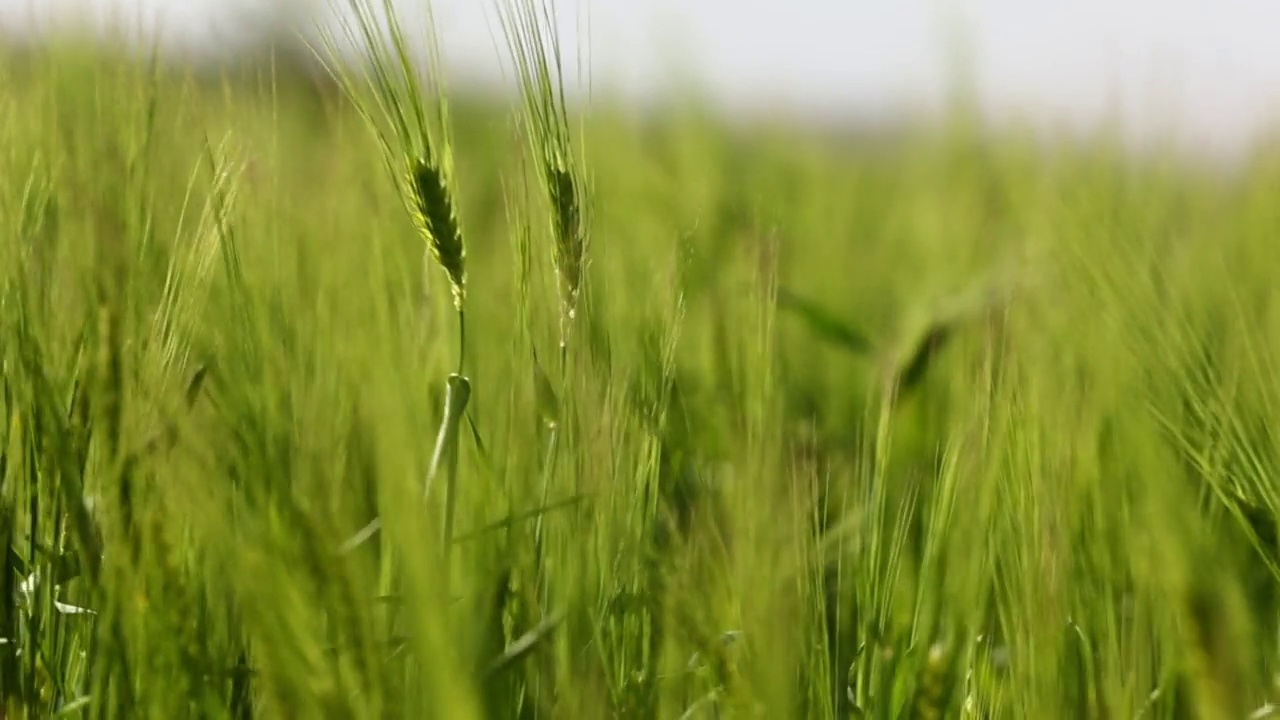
313;0;472;589
314;0;468;357
495;0;591;359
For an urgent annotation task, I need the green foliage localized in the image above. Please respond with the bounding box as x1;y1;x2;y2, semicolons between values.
2;8;1280;718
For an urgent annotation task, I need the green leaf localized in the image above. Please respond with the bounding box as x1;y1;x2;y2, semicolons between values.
776;286;875;357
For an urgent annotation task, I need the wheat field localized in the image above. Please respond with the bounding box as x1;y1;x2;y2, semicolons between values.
2;2;1280;718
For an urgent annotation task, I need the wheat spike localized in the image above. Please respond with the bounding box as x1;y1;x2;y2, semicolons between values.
406;155;467;310
546;161;583;320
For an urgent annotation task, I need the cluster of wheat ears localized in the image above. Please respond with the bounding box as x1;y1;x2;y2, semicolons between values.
315;0;589;597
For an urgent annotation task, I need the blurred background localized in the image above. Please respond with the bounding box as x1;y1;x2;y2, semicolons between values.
1;0;1279;164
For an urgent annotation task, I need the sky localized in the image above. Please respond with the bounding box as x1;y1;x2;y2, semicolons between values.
2;0;1280;162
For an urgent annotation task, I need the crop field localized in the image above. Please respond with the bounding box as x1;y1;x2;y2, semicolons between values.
3;2;1280;718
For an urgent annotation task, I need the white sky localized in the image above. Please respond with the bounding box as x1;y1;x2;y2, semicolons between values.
2;0;1280;162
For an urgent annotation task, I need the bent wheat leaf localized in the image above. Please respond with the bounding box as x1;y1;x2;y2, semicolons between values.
776;286;876;357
